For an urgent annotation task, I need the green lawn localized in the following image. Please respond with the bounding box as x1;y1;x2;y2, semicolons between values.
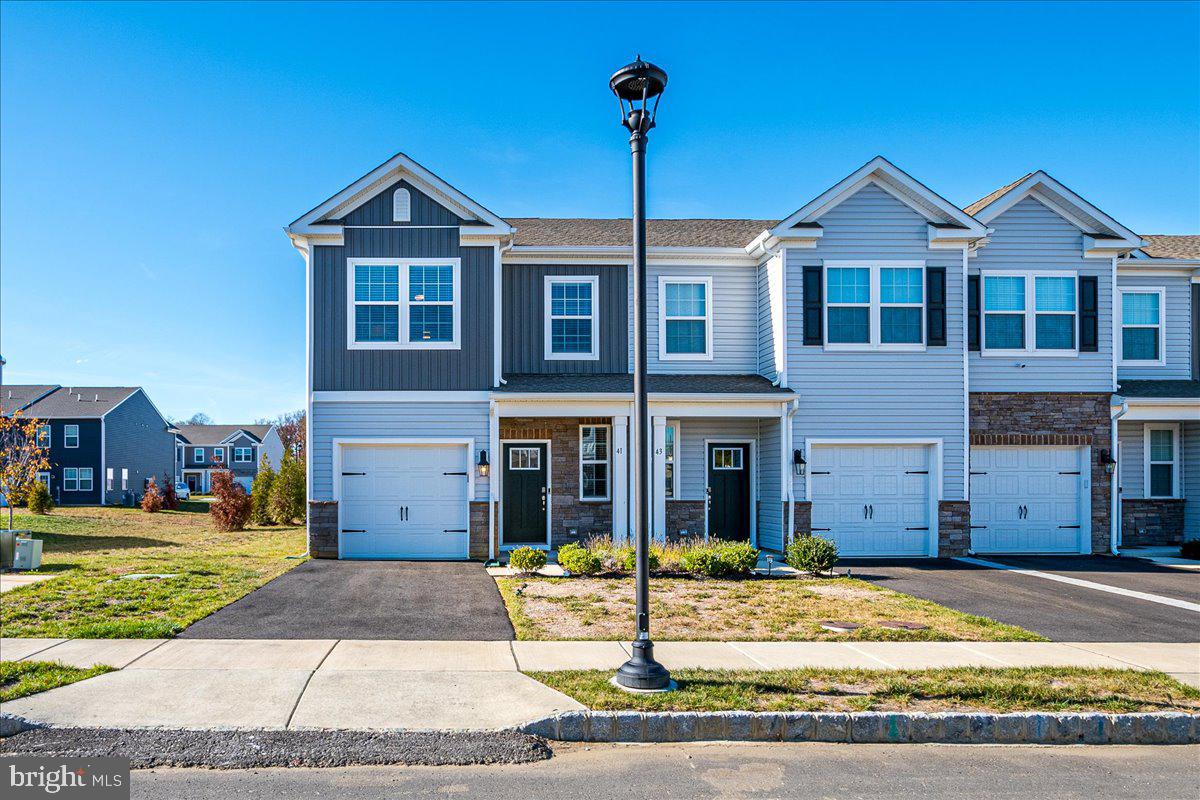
496;576;1041;642
0;660;115;702
532;668;1200;714
1;504;305;638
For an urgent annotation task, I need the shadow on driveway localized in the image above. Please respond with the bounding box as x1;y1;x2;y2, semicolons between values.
181;560;515;640
840;556;1199;642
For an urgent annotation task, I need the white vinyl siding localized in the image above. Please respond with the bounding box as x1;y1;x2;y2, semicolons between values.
1185;422;1200;540
1117;274;1193;379
648;264;757;373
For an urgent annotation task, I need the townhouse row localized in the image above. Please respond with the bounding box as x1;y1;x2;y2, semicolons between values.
286;154;1199;561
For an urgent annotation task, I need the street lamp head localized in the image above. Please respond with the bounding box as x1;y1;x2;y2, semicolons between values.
609;56;668;134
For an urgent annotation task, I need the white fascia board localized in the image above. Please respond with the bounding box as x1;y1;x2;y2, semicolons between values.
745;228;823;259
313;391;492;403
770;156;988;238
1121;398;1200;421
1116;261;1200;275
928;223;992;249
503;245;758;265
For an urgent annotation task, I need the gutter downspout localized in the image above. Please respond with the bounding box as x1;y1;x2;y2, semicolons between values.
488;399;498;561
1110;395;1128;555
784;398;801;547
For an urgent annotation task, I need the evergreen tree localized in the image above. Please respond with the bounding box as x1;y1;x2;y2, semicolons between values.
268;450;305;525
251;454;276;526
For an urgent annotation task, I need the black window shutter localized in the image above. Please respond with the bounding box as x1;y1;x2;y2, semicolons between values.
1079;275;1099;352
967;275;981;351
926;267;947;346
803;266;823;346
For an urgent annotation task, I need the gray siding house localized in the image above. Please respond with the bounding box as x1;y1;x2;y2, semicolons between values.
1;385;175;505
287;153;1197;562
175;424;285;493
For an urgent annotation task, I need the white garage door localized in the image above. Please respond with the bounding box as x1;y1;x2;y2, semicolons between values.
338;444;471;559
970;446;1086;554
809;444;933;557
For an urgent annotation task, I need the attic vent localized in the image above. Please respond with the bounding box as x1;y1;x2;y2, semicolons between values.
95;394;100;402
393;188;411;223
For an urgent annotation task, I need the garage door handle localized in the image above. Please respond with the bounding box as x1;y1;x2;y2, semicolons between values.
969;471;987;475
1058;525;1081;529
810;471;831;475
905;470;928;475
970;525;987;529
1059;471;1081;476
905;527;929;531
812;527;832;532
341;529;366;533
444;529;468;533
342;472;366;476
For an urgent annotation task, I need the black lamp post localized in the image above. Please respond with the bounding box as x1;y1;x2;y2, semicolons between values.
610;56;671;692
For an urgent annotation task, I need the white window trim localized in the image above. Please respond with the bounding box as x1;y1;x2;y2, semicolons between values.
106;467;114;491
1117;287;1167;367
346;258;462;351
1144;423;1180;499
234;446;254;463
64;467;78;491
664;420;680;501
392;187;411;222
980;270;1079;357
121;468;129;491
543;275;600;361
579;424;611;501
822;261;927;352
37;424;50;448
658;275;714;361
79;467;93;492
64;424;80;448
193;447;203;462
212;447;224;463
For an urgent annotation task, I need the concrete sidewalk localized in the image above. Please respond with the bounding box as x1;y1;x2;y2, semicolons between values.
2;638;1197;732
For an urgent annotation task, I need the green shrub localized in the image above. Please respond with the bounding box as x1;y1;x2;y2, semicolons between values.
618;544;660;573
557;542;603;575
268;450;305;525
508;546;547;574
786;534;839;575
26;481;53;515
1181;540;1200;560
250;455;276;526
680;541;760;578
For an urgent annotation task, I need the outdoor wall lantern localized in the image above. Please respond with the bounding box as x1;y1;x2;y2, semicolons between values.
1099;448;1116;476
792;449;807;477
477;450;490;478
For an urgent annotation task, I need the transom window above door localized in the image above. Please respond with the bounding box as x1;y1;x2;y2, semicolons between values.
1119;288;1165;365
544;276;599;360
824;263;925;349
712;447;743;470
982;272;1078;354
660;277;712;360
348;259;461;349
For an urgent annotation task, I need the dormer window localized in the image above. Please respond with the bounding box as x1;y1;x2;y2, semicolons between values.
392;188;411;222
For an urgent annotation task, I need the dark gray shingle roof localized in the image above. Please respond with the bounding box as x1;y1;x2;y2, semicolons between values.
1118;380;1200;399
19;386;141;418
497;373;792;395
505;218;776;248
175;424;272;445
1140;235;1200;260
0;385;59;415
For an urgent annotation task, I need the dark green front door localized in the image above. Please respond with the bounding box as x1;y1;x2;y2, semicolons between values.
503;443;548;545
707;443;750;541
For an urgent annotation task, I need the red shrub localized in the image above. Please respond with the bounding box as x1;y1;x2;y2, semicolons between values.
162;473;180;510
141;478;164;513
209;469;252;532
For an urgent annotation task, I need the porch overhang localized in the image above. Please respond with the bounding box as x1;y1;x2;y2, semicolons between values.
1115;381;1199;421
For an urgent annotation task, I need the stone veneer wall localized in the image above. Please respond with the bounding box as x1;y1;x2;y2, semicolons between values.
665;501;705;541
969;393;1112;554
308;500;338;559
469;501;492;560
938;501;970;557
1121;499;1185;547
788;501;813;540
500;417;613;548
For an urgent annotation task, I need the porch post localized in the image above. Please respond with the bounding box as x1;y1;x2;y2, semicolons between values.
652;415;667;542
613;415;630;544
488;401;500;560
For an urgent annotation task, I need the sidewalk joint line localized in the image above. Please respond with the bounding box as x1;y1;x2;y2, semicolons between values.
843;643;897;669
13;639;70;662
508;640;521;671
1057;642;1152;671
286;639;338;729
728;642;770;668
951;641;1015;667
119;638;172;669
953;557;1200;613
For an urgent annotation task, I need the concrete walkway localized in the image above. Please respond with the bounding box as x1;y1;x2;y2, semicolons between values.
2;638;1197;732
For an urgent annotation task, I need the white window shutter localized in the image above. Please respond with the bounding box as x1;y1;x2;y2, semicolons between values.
393;188;411;222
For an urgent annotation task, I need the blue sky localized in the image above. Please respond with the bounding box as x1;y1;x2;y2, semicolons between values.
2;1;1197;422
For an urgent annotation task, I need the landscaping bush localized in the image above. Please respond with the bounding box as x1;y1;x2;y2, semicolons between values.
140;478;164;513
680;541;759;578
250;455;276;526
25;481;53;515
161;473;179;510
557;542;603;575
268;450;305;525
209;469;252;532
786;534;839;575
508;546;547;574
1181;540;1200;560
617;544;660;573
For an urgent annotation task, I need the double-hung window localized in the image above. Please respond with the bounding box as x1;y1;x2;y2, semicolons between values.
1145;424;1179;498
982;272;1077;354
64;424;80;448
348;259;460;349
579;425;610;501
64;467;92;492
825;263;925;348
37;424;50;448
212;448;224;463
545;276;599;360
193;447;203;462
1119;288;1165;365
659;277;712;360
234;447;253;463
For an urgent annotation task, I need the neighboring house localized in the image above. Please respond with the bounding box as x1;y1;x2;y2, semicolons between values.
174;424;285;493
286;152;1197;561
0;385;176;505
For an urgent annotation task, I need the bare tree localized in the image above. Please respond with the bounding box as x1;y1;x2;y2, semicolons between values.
272;409;306;459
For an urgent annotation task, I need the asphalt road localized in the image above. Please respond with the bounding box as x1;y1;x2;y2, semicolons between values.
841;556;1198;641
180;560;515;640
130;742;1200;799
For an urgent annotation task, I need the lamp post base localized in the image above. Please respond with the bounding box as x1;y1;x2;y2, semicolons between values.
614;639;672;692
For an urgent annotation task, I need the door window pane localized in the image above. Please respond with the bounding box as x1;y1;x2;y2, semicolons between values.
509;448;540;470
712;447;743;470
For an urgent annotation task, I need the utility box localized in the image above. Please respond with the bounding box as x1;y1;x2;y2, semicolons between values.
13;537;43;571
0;530;30;569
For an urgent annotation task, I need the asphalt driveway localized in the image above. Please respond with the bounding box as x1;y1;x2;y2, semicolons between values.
842;556;1200;642
181;560;515;640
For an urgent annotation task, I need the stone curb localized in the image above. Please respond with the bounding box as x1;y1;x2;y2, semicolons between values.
517;711;1200;745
